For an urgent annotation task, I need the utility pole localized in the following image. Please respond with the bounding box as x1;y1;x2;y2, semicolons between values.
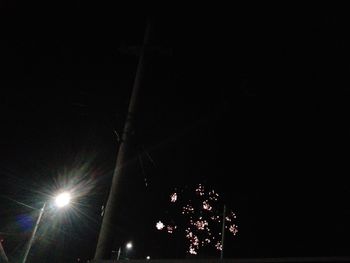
220;204;226;260
94;20;151;260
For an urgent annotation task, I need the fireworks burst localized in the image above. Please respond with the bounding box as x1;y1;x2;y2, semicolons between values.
203;200;212;211
167;225;176;234
170;192;177;203
156;221;165;230
156;184;238;255
229;224;238;235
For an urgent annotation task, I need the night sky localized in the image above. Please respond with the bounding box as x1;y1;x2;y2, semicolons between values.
1;6;350;262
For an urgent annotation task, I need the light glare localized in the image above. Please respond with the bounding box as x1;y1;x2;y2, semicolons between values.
55;192;71;207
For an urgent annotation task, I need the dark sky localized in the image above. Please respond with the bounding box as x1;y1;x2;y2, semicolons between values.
1;6;350;262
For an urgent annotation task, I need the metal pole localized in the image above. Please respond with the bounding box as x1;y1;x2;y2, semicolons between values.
0;241;9;262
117;246;121;260
22;202;46;263
94;20;152;260
220;204;226;260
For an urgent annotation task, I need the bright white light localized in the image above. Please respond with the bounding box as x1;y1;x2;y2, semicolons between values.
126;242;132;250
55;192;71;208
146;256;150;260
156;221;164;230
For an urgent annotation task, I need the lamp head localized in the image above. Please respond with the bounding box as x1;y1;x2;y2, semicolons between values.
126;242;133;250
54;192;71;208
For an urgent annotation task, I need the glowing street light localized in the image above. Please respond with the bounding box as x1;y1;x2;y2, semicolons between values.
126;242;133;250
55;192;71;208
22;191;72;263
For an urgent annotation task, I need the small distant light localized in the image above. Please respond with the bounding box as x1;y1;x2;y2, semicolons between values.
146;256;151;260
126;242;133;249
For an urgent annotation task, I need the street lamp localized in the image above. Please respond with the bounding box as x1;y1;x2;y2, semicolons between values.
22;191;71;263
55;192;71;208
126;242;133;250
